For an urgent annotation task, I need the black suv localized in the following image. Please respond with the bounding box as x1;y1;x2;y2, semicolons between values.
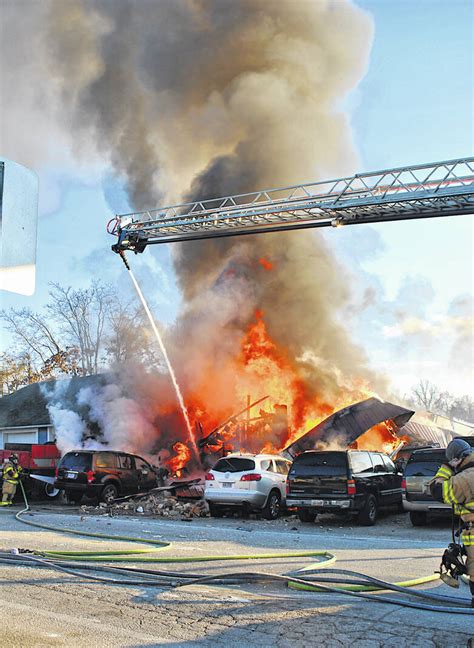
55;450;158;504
286;450;402;526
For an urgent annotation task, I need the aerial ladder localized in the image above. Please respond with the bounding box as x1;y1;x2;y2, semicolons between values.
108;157;474;261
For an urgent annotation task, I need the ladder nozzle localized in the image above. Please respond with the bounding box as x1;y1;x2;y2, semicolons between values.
118;250;131;271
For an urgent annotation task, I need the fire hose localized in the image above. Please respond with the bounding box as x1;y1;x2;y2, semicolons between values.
0;482;472;615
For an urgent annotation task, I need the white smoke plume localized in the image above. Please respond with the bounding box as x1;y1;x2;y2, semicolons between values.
77;382;157;454
41;380;89;454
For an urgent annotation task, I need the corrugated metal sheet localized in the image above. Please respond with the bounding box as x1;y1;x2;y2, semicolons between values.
283;397;414;458
397;420;454;447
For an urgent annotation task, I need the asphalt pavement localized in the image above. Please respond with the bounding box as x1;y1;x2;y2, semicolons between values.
0;505;472;647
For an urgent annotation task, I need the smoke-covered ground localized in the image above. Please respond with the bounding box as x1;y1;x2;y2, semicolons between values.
1;1;388;463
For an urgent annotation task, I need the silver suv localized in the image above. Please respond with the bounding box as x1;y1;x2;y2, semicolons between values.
402;448;451;525
204;453;291;519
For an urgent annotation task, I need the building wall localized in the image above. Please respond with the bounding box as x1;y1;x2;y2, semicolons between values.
0;425;55;448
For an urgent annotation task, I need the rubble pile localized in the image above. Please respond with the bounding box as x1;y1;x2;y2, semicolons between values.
80;492;209;519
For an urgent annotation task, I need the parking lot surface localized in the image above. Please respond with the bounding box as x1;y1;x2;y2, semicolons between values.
0;506;472;647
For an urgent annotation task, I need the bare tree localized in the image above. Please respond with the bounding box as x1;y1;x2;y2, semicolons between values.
105;300;162;369
411;379;444;412
46;282;114;375
0;352;39;395
449;395;474;423
1;307;63;367
1;279;164;388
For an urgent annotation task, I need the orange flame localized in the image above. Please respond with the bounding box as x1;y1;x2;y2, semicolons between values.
258;257;273;271
167;441;192;476
153;309;399;470
353;421;410;454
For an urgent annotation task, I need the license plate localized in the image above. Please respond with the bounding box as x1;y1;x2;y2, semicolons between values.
311;499;325;506
221;482;233;488
66;472;77;479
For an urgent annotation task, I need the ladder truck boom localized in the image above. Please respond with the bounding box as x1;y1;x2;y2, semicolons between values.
108;157;474;254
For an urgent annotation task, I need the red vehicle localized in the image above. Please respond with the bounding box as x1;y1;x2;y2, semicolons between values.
0;443;61;499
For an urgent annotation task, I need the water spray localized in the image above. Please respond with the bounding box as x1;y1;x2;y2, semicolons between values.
118;252;200;461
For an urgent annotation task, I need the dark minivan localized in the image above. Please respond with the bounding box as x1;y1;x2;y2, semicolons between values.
55;450;157;503
286;450;402;526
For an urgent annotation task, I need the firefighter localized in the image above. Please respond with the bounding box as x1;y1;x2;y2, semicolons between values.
430;438;474;605
1;454;23;506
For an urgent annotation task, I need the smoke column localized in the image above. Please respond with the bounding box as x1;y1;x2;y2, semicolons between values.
1;1;384;449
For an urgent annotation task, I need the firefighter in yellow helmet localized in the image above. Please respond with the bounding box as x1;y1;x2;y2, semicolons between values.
430;438;474;606
1;454;23;506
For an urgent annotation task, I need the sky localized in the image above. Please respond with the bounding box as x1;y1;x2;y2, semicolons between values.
0;0;473;401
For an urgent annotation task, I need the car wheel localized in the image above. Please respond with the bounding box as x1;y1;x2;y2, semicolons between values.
262;490;281;520
44;482;61;499
66;491;83;504
358;494;378;526
100;483;118;504
409;511;427;526
297;508;316;523
208;502;225;518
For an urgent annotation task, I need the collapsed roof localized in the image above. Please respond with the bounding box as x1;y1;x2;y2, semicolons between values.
283;397;415;458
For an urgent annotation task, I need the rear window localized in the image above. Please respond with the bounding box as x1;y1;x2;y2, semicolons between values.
405;452;446;477
213;457;255;473
291;452;348;476
371;453;386;473
349;452;373;474
94;452;117;469
60;452;92;471
276;459;291;475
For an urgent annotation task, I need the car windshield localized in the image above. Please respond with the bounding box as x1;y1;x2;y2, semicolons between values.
291;452;347;476
212;457;255;473
405;452;446;477
60;453;92;471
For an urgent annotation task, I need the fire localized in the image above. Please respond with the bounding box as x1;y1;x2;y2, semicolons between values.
239;310;309;435
167;441;191;476
354;421;410;454
258;257;273;271
149;309;402;471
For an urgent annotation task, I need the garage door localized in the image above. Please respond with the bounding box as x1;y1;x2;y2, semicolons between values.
4;431;37;445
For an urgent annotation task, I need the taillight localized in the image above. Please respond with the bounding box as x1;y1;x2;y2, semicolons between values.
240;473;262;482
401;478;406;491
285;480;290;495
205;473;215;481
347;479;356;495
55;467;59;479
86;470;95;484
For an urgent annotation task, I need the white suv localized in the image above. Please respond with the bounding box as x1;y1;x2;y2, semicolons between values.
204;453;291;519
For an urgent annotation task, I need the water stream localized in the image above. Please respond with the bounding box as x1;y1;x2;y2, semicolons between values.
127;268;199;461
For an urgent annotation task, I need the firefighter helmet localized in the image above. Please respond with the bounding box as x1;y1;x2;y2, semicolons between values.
446;438;471;462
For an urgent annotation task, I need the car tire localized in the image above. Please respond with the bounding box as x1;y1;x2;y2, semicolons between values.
297;508;316;523
100;483;118;504
409;511;427;526
66;491;83;504
262;490;281;520
358;494;378;526
208;502;225;518
44;482;61;499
